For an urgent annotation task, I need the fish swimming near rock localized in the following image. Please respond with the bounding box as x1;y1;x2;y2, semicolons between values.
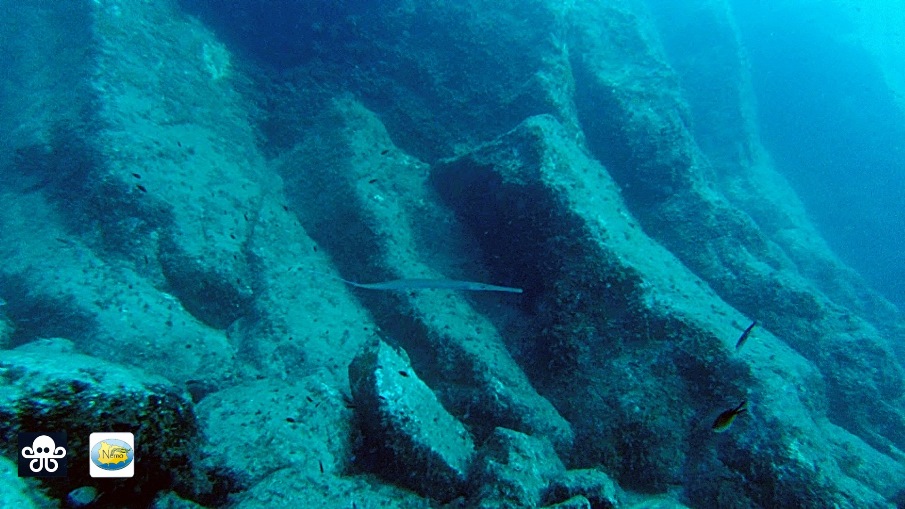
301;268;523;294
735;320;757;351
338;277;523;293
712;400;747;432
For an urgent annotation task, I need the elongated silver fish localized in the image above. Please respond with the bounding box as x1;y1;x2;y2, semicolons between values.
302;268;523;294
338;277;523;293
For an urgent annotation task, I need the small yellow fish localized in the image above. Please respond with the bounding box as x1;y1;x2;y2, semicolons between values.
712;400;747;432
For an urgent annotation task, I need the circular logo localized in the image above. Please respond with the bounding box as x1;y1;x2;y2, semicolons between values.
90;439;133;471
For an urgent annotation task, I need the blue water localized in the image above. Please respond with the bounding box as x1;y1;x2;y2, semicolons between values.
732;1;905;309
648;0;905;310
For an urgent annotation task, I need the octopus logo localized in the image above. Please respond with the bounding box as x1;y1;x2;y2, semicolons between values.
18;432;67;477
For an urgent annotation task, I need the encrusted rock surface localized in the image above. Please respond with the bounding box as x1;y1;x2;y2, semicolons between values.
469;427;565;508
0;338;221;505
433;114;905;505
0;0;903;507
349;338;474;502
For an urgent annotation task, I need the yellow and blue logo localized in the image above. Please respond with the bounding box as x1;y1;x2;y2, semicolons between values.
89;433;134;478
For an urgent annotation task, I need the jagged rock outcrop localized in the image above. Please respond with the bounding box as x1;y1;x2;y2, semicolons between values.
280;98;574;455
349;338;474;501
567;0;905;466
0;338;221;506
0;0;903;507
432;114;905;505
544;469;620;509
469;427;565;508
196;376;355;488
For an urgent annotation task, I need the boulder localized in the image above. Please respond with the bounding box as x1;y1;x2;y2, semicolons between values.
349;339;474;502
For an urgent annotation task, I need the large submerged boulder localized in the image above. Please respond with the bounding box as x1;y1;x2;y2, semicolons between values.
349;338;474;502
432;114;905;505
0;338;222;506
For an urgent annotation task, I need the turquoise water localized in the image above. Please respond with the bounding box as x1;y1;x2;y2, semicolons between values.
0;1;903;508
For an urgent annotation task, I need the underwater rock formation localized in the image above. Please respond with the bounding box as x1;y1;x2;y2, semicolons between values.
0;0;903;507
349;338;474;502
0;338;220;505
434;114;905;506
468;427;565;508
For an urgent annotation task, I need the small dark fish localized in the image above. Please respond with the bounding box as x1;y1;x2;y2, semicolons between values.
131;172;142;179
135;184;147;193
398;370;409;377
712;400;747;432
286;417;296;423
368;178;378;184
735;320;757;350
380;149;389;155
306;396;314;403
319;460;324;474
177;141;182;147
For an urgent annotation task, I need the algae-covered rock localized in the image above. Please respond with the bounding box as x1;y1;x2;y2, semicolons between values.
545;468;619;509
1;0;903;508
281;98;574;455
432;113;904;505
543;495;592;509
230;467;432;509
196;375;355;488
0;338;221;506
349;338;474;502
0;455;52;508
469;427;565;509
